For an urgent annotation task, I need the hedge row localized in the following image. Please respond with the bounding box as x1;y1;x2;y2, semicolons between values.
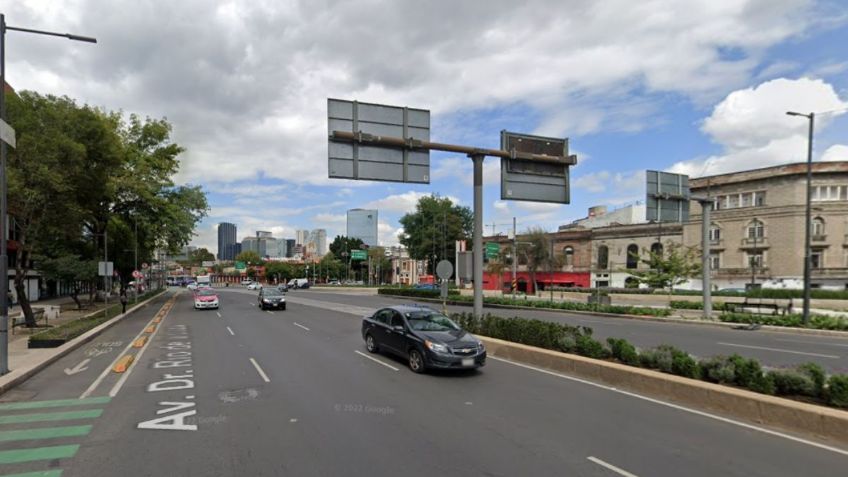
31;289;166;342
451;312;848;409
718;312;848;331
548;287;848;300
376;288;461;298
378;288;672;317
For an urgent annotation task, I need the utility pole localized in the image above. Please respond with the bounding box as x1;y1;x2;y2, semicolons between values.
512;217;517;301
472;154;484;317
787;111;814;325
0;14;96;375
549;236;554;302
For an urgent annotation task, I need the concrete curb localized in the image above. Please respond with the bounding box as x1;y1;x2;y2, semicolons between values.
377;294;848;337
480;336;848;448
0;289;170;396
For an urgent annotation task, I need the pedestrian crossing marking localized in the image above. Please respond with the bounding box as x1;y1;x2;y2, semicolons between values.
0;445;79;464
0;426;92;442
0;398;110;412
0;410;102;425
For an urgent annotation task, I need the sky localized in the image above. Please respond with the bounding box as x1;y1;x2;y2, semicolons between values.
5;0;848;254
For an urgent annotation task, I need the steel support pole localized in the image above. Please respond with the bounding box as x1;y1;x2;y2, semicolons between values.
512;217;517;302
471;154;484;318
0;14;8;375
802;113;814;325
701;199;712;319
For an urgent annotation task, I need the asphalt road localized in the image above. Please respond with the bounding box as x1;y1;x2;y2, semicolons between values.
300;289;848;373
0;287;844;476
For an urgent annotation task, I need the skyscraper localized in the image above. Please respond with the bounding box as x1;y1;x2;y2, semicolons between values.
241;237;259;254
285;239;295;257
347;209;378;246
217;222;237;260
296;230;309;246
308;229;328;256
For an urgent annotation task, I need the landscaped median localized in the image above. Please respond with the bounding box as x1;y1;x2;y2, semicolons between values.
378;288;670;317
28;289;167;348
451;312;848;412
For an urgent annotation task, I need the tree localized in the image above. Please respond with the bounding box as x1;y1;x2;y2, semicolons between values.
367;247;392;285
517;227;561;295
319;253;345;281
329;236;364;259
188;248;215;266
398;195;473;273
629;242;701;292
235;250;262;265
38;255;98;310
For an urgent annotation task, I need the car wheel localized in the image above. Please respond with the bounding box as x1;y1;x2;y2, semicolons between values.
365;334;379;353
408;349;425;374
281;305;286;310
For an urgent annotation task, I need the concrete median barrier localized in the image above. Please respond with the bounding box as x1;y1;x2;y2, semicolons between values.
480;336;848;447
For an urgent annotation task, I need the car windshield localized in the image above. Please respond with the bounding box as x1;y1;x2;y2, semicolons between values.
196;289;216;296
264;289;283;297
405;311;460;332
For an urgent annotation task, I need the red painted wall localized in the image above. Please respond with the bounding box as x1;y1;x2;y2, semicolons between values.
482;271;590;294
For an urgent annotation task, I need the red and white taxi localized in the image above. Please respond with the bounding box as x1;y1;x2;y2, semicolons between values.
193;288;219;310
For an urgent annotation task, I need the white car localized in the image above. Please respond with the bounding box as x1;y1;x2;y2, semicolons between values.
194;289;219;310
241;279;253;286
186;282;198;291
247;282;262;290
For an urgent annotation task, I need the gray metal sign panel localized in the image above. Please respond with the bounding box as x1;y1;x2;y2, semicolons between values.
457;251;473;280
328;98;430;183
500;131;572;204
646;170;691;222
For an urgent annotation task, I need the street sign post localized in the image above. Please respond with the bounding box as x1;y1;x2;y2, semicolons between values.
328;99;430;183
98;261;114;277
485;242;500;260
646;170;690;222
351;250;367;261
328;98;577;318
500;131;574;204
436;260;453;280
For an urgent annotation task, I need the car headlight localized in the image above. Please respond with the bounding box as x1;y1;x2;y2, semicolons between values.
263;299;270;303
425;340;449;354
477;341;485;351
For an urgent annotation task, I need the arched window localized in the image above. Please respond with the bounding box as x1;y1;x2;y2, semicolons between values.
597;245;609;270
563;246;574;267
626;244;639;269
746;219;764;240
812;217;825;237
650;242;663;256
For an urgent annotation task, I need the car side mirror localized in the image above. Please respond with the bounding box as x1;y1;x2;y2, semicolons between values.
393;325;405;332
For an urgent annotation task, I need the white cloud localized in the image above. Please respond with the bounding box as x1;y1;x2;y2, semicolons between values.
7;0;820;189
669;77;848;177
378;221;402;247
822;144;848;162
573;170;645;194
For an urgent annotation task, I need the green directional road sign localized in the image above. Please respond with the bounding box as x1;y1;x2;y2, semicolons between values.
485;242;500;260
351;250;367;261
235;261;247;270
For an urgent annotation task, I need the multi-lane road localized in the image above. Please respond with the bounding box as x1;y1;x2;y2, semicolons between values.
0;288;844;476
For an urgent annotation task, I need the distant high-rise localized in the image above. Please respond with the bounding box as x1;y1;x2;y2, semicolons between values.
347;209;378;246
241;237;259;255
225;243;242;260
307;229;328;256
217;222;237;260
256;231;273;238
285;239;296;257
296;230;309;246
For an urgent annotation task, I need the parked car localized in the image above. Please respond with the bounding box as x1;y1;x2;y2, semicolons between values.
327;279;341;286
247;282;262;290
241;279;253;286
193;288;219;310
277;284;288;292
258;288;286;310
361;305;486;373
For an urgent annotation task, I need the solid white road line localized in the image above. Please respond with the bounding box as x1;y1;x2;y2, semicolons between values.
249;358;271;383
293;322;310;331
587;457;639;477
266;311;274;315
774;338;848;348
489;356;848;457
226;326;235;336
354;350;399;371
717;342;840;359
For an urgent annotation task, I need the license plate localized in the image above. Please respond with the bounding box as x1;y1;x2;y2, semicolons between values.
461;358;474;367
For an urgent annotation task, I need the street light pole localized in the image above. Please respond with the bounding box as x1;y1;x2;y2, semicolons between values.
787;111;815;325
0;13;96;376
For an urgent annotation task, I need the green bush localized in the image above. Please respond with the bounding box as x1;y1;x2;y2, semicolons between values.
826;375;848;408
798;363;826;398
545;286;848;300
607;338;640;366
377;287;460;298
768;369;817;397
729;355;764;389
449;312;587;354
718;312;848;331
669;300;729;311
699;356;737;384
639;344;699;378
575;334;610;359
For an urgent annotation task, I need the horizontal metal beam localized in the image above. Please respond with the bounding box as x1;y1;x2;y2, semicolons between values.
331;130;577;165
